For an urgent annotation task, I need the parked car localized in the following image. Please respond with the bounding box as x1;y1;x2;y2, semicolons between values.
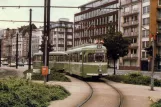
9;63;16;67
2;62;8;66
18;62;24;66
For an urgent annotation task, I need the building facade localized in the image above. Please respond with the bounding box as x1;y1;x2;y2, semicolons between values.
50;18;73;51
150;0;161;71
2;29;17;63
119;0;142;70
141;0;150;71
74;0;119;46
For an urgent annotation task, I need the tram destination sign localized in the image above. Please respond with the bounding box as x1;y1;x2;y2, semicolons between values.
97;44;102;49
95;50;104;53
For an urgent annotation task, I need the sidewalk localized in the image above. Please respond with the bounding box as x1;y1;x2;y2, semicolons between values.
106;80;161;107
33;76;91;107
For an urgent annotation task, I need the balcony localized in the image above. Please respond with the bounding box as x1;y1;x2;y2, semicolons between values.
122;20;139;27
122;9;139;16
121;0;140;6
123;32;138;38
123;54;138;60
129;43;138;48
121;0;131;6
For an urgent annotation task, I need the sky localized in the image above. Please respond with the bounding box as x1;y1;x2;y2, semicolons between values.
0;0;92;29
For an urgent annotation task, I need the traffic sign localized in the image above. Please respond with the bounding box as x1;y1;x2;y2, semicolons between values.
42;66;48;76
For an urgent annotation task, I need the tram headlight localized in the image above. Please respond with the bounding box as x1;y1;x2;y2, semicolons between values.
98;69;102;72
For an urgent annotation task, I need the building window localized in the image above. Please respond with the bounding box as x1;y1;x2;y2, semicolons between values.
142;30;149;38
159;0;161;5
131;49;137;56
142;52;148;58
143;0;149;2
143;18;150;25
142;41;149;48
143;6;150;14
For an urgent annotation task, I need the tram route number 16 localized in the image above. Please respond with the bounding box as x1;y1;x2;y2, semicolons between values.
42;66;49;76
97;44;102;49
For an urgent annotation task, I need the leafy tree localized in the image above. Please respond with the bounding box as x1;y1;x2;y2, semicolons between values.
103;23;131;75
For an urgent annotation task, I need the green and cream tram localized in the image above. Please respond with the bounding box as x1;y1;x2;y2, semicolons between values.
33;51;67;73
66;44;107;78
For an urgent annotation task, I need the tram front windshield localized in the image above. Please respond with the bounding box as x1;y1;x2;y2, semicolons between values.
95;53;104;62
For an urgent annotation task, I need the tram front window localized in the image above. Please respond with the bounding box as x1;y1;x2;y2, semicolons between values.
95;53;104;62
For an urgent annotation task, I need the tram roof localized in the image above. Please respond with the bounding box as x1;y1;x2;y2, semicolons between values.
66;44;106;53
49;51;67;55
33;51;67;56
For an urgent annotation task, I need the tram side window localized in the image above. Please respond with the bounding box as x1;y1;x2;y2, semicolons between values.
88;53;94;62
65;55;69;61
53;56;56;61
79;52;82;62
33;56;36;61
95;53;104;62
49;56;54;61
36;55;42;61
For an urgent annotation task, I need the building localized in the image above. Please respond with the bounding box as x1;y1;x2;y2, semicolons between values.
149;0;161;71
12;32;23;61
74;0;119;46
31;28;43;55
2;29;17;63
119;0;142;70
141;0;150;71
50;18;73;51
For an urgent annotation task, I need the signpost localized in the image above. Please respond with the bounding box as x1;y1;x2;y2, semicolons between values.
42;66;48;76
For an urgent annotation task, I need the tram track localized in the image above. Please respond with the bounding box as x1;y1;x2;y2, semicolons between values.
101;78;124;107
77;81;93;107
76;77;124;107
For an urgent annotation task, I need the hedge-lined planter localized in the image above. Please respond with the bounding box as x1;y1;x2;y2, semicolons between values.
0;78;70;107
24;68;71;82
151;99;161;107
106;73;161;87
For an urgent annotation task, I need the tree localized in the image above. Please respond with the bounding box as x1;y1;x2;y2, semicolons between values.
103;23;131;75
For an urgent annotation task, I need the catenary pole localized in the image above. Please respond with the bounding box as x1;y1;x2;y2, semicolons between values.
16;33;18;69
46;0;51;82
28;9;32;70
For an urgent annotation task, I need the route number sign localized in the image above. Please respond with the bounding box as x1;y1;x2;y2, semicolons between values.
42;66;48;76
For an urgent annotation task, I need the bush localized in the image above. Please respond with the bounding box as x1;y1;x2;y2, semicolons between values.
31;69;71;82
0;78;70;107
106;73;161;87
151;99;161;107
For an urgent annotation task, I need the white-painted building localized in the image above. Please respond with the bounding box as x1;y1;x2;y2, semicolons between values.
119;0;142;70
141;0;150;70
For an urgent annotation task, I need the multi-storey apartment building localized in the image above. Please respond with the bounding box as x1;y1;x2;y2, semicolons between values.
74;0;119;46
31;28;43;55
150;0;161;71
141;0;150;71
2;29;17;62
119;0;142;70
50;18;73;51
12;33;23;61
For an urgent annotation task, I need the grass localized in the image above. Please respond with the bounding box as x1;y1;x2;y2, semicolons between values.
0;77;70;107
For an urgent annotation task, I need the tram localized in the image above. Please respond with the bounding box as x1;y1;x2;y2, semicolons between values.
33;44;107;78
66;44;107;78
32;51;67;73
